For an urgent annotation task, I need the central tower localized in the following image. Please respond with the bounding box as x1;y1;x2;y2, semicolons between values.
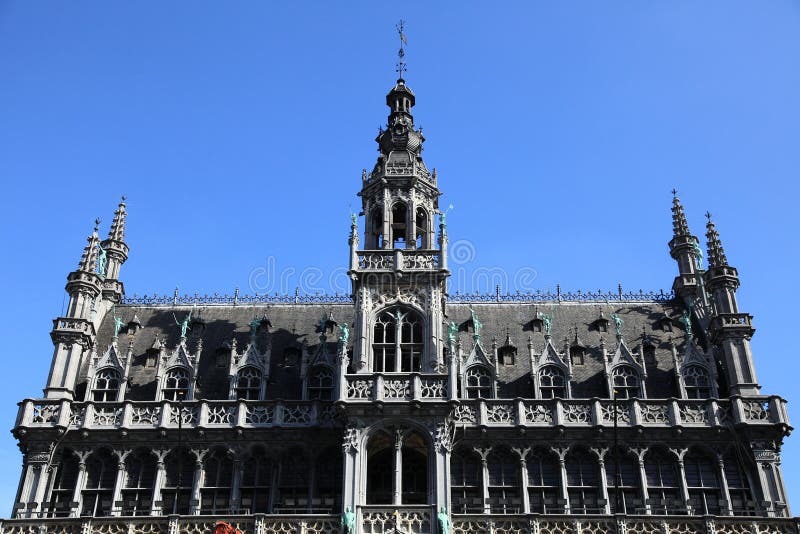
348;73;450;375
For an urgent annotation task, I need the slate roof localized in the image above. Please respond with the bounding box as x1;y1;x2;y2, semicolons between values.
85;299;690;402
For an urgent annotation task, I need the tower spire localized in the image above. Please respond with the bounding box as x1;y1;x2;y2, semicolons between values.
668;190;701;300
78;218;101;273
100;196;130;302
106;196;127;243
671;189;690;238
705;211;728;268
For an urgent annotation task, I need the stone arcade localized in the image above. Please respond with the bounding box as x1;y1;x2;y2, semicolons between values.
4;69;797;534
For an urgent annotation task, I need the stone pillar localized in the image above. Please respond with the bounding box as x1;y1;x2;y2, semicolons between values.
110;457;126;516
342;425;360;513
518;453;530;514
636;456;651;515
17;450;51;518
190;458;203;515
675;457;691;514
231;457;243;513
393;430;403;505
151;454;167;516
434;422;453;515
45;342;86;400
557;456;570;514
70;455;88;518
596;455;610;515
716;455;732;516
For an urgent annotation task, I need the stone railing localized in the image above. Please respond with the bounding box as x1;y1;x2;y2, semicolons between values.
450;396;790;430
357;250;440;271
15;399;338;433
1;513;799;534
345;374;448;401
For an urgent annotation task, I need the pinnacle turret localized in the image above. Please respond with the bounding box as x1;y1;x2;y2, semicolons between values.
671;191;691;238
668;191;701;300
106;196;127;243
705;212;729;268
78;219;101;273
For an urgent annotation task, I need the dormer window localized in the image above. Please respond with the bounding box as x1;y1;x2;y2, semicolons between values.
611;365;641;399
93;369;121;402
498;346;516;366
683;365;712;399
235;367;262;400
643;344;657;365
283;348;301;368
538;366;566;399
569;346;585;366
163;368;190;401
465;366;492;399
657;316;673;333
308;367;334;400
531;318;544;333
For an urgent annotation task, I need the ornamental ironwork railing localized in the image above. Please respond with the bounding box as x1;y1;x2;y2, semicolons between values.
2;513;799;534
120;287;674;306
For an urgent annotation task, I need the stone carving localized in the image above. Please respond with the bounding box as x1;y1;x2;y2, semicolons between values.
454;404;477;424
343;424;360;454
524;403;553;424
434;421;454;453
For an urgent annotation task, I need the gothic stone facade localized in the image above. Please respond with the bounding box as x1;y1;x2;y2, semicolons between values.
5;77;797;534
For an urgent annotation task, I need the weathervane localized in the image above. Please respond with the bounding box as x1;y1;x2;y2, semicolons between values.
396;20;408;79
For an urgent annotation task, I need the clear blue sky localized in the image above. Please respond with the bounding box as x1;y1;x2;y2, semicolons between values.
1;1;798;516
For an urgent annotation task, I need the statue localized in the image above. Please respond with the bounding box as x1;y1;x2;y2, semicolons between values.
319;315;328;337
112;313;125;339
610;313;623;336
681;308;693;339
692;240;704;270
469;307;482;340
341;506;356;534
350;212;357;228
174;311;192;338
96;243;107;278
447;321;458;345
339;323;350;345
249;316;260;339
437;506;451;534
539;312;552;336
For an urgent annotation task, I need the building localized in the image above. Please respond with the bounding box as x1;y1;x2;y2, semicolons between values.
4;59;797;534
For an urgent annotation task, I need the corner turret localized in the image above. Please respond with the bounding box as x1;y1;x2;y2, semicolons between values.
668;191;702;301
99;196;129;302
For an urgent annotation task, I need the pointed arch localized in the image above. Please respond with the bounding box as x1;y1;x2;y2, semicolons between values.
391;201;408;248
240;445;274;514
92;368;122;402
200;448;234;514
307;365;334;400
723;450;756;515
234;366;263;400
415;206;429;249
162;367;191;401
644;446;681;514
683;364;713;399
464;365;493;399
81;448;117;517
161;448;194;515
605;446;642;514
527;447;561;513
365;427;430;506
538;365;567;399
611;365;642;399
683;447;722;515
486;447;520;513
565;447;600;514
122;448;157;516
450;447;482;513
372;306;424;372
47;449;80;517
312;447;342;512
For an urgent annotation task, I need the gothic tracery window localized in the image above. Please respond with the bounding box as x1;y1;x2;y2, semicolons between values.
161;449;194;515
566;449;600;514
240;447;273;514
122;449;156;516
276;449;310;512
451;449;482;513
366;431;428;505
724;452;755;514
372;308;423;372
539;366;566;399
93;368;121;402
81;449;117;517
48;450;80;517
487;449;520;513
200;449;234;514
527;449;561;513
605;448;641;514
465;366;493;399
611;365;642;399
683;365;712;399
162;368;190;401
235;366;262;400
644;450;681;514
313;448;342;512
308;366;334;400
684;449;722;515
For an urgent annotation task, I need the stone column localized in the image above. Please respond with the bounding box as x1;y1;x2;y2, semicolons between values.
596;455;610;515
675;454;691;514
230;456;243;513
342;424;360;513
636;456;651;515
110;454;127;516
70;454;89;518
435;422;453;514
393;430;403;505
151;452;167;516
716;454;732;516
190;456;204;515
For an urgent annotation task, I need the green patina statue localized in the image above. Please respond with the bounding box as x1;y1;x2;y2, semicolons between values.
174;311;192;338
447;321;458;345
341;506;356;534
339;322;350;344
250;316;260;339
469;307;482;340
692;240;704;269
112;312;125;339
610;313;623;336
96;243;107;278
437;506;451;534
539;312;552;335
681;307;693;339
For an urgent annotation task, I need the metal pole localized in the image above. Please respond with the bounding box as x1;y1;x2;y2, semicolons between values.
613;388;621;515
175;392;184;515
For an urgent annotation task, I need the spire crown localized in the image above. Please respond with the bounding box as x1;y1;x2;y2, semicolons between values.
671;190;691;238
77;219;101;273
106;196;127;243
705;212;729;268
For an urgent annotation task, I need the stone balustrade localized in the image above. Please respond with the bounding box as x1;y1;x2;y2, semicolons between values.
357;250;440;271
1;513;799;534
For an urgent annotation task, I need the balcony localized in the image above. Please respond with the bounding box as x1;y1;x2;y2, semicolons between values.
357;250;440;271
345;374;447;402
1;512;799;534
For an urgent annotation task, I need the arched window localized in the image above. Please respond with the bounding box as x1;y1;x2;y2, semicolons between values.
122;449;157;516
644;450;680;514
605;448;641;514
415;207;428;249
451;449;482;513
487;449;520;513
539;366;566;399
313;448;342;512
370;208;384;249
684;449;721;515
81;449;117;517
93;369;121;402
391;202;407;248
276;449;309;513
308;367;334;400
683;365;712;399
163;368;190;401
161;449;194;515
48;450;80;517
612;365;641;399
372;308;423;372
367;431;428;505
240;447;273;514
235;367;262;400
724;452;755;515
201;449;234;514
527;449;561;513
566;449;599;514
465;366;492;399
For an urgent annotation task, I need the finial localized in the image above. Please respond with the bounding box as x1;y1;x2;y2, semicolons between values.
705;212;728;268
106;196;128;243
671;191;690;238
671;188;678;198
395;20;408;80
94;218;101;233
